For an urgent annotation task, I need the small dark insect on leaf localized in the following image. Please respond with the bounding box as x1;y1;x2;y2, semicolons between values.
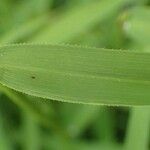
31;76;36;79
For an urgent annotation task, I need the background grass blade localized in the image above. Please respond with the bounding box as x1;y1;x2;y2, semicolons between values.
0;86;51;127
0;44;150;106
0;111;11;150
23;113;40;150
124;107;150;150
0;14;49;44
31;0;123;43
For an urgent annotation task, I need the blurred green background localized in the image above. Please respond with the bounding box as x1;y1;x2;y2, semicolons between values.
0;0;150;150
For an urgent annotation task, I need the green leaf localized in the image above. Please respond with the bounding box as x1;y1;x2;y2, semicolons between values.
0;111;11;150
124;107;150;150
0;14;49;44
0;85;51;128
0;44;150;106
31;0;124;43
22;113;40;150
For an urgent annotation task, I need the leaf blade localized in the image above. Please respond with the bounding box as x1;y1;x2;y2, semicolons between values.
0;44;150;106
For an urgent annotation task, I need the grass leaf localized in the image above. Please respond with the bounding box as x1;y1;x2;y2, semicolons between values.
31;0;123;43
0;44;150;106
124;107;150;150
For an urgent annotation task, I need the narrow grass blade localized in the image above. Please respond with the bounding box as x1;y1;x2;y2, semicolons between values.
0;44;150;106
23;112;40;150
31;0;123;43
65;105;100;137
124;107;150;150
0;14;49;44
0;112;11;150
0;85;51;128
94;108;115;142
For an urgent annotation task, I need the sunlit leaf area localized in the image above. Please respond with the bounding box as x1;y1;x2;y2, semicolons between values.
0;0;150;150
